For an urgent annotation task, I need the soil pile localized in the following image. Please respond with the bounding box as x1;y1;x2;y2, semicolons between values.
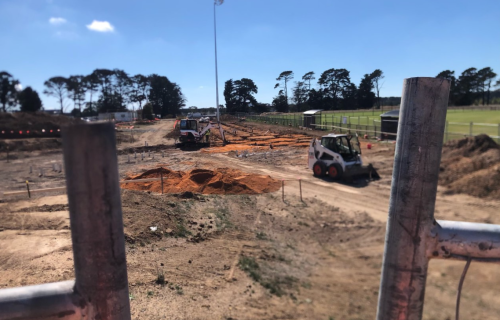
440;134;500;199
165;120;180;139
122;167;281;195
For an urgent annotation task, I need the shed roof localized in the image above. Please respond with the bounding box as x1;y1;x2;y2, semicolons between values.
380;109;400;118
303;109;323;115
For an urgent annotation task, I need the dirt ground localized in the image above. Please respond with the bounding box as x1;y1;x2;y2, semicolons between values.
1;118;500;320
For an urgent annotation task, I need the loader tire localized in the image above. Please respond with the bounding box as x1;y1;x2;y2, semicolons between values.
313;161;326;177
328;164;343;180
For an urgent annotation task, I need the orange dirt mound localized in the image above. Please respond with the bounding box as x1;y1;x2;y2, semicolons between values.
440;134;500;199
123;167;281;195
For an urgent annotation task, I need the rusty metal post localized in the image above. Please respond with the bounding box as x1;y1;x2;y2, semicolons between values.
62;123;131;320
376;78;450;320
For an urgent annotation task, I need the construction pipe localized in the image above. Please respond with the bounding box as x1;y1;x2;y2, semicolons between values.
376;77;450;320
430;220;500;262
0;281;83;320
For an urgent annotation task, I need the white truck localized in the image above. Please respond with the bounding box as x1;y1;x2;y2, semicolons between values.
308;133;378;180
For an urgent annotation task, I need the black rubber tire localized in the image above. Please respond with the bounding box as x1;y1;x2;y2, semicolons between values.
328;163;344;180
313;161;327;177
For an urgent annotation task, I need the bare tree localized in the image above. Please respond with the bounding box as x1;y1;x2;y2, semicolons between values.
274;71;294;109
302;71;315;91
370;69;384;108
477;67;497;105
43;76;69;112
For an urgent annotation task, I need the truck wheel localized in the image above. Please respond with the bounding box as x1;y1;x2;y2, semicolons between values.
313;161;326;177
328;164;343;180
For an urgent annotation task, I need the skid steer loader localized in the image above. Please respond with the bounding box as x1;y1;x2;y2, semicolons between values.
308;133;379;181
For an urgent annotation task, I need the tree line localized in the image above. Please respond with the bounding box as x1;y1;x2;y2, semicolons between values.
224;66;500;114
224;68;385;113
436;67;499;106
0;69;186;118
1;72;43;112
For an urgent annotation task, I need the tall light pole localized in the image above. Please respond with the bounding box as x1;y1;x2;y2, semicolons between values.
214;0;224;124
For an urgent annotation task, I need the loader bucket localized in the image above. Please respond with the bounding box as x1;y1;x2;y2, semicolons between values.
344;164;380;181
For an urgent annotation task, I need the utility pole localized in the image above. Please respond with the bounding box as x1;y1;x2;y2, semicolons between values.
214;0;224;124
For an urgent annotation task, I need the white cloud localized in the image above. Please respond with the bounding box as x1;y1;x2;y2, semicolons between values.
15;83;22;91
49;17;66;25
86;20;114;33
199;86;204;89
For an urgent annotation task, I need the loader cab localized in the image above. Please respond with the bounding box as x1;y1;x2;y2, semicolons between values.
321;134;360;162
180;119;198;132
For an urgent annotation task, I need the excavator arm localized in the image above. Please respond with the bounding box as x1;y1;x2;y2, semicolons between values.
198;122;227;144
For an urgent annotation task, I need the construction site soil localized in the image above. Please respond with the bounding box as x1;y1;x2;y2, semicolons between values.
440;134;500;199
1;119;500;319
122;167;281;195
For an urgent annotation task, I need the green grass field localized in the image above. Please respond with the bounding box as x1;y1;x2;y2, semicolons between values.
250;109;500;142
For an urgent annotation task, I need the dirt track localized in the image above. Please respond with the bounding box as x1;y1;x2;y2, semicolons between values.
1;119;500;319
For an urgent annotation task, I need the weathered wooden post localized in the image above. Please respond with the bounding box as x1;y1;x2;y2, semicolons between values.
376;78;450;320
0;123;131;320
298;179;302;202
281;180;284;202
26;181;30;198
161;172;164;194
62;123;131;320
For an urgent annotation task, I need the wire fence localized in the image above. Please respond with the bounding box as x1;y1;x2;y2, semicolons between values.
244;114;500;144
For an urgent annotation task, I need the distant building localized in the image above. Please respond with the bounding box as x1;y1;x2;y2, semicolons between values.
98;111;138;122
303;109;323;129
380;109;399;140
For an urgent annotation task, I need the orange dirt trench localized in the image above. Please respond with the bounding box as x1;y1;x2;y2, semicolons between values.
122;167;281;195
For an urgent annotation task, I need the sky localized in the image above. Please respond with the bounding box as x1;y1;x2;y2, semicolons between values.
1;0;499;110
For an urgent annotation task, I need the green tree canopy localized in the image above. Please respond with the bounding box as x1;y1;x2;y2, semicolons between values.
148;74;185;117
0;71;19;112
142;102;154;120
272;94;288;113
318;68;351;110
18;87;42;112
223;78;258;113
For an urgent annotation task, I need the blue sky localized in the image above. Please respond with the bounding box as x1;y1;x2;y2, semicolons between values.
1;0;499;110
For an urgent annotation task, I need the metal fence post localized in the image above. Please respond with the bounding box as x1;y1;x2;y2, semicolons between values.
470;121;473;137
62;123;131;320
376;78;450;320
